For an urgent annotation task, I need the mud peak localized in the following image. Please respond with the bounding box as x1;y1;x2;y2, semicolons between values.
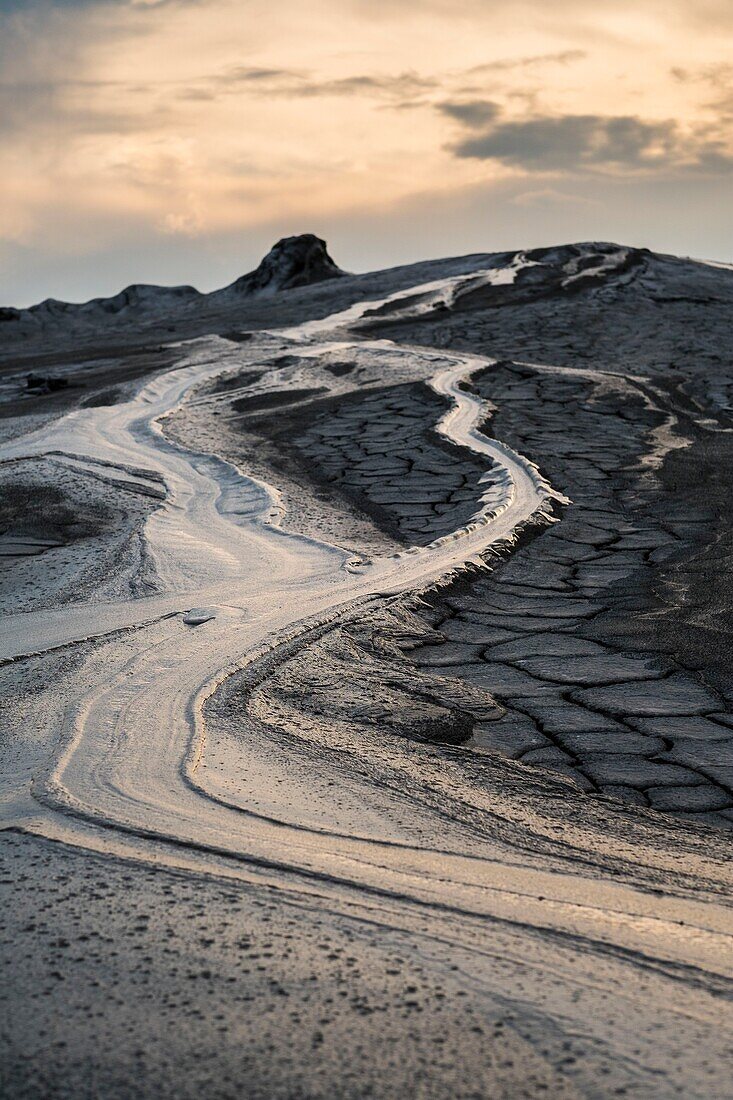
225;233;346;296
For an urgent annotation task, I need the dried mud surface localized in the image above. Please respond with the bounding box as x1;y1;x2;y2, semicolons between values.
2;243;733;1099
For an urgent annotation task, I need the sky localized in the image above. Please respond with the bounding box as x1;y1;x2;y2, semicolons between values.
1;0;732;306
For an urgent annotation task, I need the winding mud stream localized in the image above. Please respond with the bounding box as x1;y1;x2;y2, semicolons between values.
3;262;564;855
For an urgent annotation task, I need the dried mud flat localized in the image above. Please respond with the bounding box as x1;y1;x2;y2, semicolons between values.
1;242;733;1098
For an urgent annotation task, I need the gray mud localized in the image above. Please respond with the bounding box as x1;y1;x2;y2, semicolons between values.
360;257;733;827
3;243;733;1100
1;833;571;1100
0;459;156;613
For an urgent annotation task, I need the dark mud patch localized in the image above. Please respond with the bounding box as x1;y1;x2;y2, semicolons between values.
0;475;116;542
205;368;265;396
222;601;497;750
593;425;733;697
231;386;328;414
81;386;124;408
323;360;356;377
218;330;254;343
400;710;474;746
0;343;177;420
361;290;439;320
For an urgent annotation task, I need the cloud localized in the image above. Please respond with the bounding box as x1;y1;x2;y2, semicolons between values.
196;53;579;113
672;63;733;118
450;110;733;174
297;72;436;100
0;0;154;137
0;0;193;18
436;99;500;127
188;49;580;113
191;66;437;104
0;0;96;10
162;208;204;235
211;66;301;88
510;187;602;207
0;76;170;139
0;0;229;140
464;49;587;76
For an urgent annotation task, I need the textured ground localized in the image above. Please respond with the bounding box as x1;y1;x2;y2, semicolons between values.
179;331;733;826
4;833;577;1100
360;250;733;827
2;242;733;1099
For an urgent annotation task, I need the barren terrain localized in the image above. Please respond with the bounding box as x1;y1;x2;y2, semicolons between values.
1;239;732;1098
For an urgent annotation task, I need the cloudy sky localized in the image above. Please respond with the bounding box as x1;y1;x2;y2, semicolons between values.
2;0;732;305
